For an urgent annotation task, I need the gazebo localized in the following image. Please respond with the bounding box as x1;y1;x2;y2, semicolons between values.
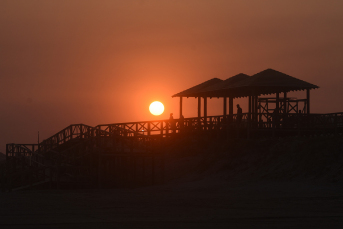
172;68;319;125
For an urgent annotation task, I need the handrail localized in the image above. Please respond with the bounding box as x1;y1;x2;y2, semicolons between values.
7;112;343;159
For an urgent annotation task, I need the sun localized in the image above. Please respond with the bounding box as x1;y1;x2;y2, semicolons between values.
149;101;164;116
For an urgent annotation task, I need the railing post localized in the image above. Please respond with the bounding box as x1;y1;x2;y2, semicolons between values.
70;126;73;140
335;113;338;135
204;97;207;130
166;120;170;135
80;124;83;139
160;121;163;136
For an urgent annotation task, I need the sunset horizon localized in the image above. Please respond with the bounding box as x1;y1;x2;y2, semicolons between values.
1;1;343;152
1;1;343;227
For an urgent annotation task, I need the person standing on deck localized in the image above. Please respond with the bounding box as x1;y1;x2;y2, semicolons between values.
236;104;243;123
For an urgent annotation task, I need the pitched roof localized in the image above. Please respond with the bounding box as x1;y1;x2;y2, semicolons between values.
199;73;250;97
172;69;319;98
230;68;319;96
172;78;223;97
172;74;250;97
234;69;318;88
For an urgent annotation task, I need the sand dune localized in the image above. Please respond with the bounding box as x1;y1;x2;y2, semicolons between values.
163;135;343;184
1;135;343;228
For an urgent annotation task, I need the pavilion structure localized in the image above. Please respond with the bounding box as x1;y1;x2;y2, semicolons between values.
172;68;319;127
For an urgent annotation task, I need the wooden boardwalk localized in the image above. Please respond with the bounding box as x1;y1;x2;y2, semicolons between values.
3;112;343;191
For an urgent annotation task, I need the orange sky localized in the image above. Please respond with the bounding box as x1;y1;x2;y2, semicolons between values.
1;0;343;152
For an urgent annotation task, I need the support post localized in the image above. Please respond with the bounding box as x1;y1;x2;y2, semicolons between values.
276;93;280;128
204;97;207;129
276;93;280;111
248;96;252;123
179;97;183;118
252;96;255;124
223;97;227;118
255;95;258;122
197;97;201;118
204;97;207;119
229;97;233;122
284;92;287;114
306;89;310;114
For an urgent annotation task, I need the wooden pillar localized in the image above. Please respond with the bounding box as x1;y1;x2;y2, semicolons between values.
306;89;310;114
252;96;255;120
276;93;280;128
179;97;183;118
251;95;255;120
204;97;207;129
197;97;201;118
248;95;252;122
255;95;258;122
223;97;227;118
229;97;233;122
283;92;287;114
276;93;280;112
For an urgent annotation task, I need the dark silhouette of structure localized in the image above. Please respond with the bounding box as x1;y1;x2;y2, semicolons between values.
3;68;343;191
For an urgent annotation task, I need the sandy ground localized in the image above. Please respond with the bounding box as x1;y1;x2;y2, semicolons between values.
1;179;343;228
1;136;343;228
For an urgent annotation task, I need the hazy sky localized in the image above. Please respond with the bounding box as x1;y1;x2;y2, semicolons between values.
1;0;343;152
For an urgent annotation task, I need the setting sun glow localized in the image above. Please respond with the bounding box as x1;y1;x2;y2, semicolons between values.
149;101;164;116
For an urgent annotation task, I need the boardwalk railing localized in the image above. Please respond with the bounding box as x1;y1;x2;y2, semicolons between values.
97;114;248;136
7;112;343;160
4;112;343;190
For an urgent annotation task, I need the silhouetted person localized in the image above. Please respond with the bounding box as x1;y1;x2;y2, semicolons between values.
236;104;243;123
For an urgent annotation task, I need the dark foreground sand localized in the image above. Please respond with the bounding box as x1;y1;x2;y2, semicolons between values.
1;179;342;228
1;136;343;228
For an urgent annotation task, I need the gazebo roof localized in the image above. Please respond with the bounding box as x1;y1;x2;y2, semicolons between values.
234;69;318;88
172;69;319;98
172;74;250;97
229;68;319;97
172;78;223;97
203;73;250;91
199;73;250;97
